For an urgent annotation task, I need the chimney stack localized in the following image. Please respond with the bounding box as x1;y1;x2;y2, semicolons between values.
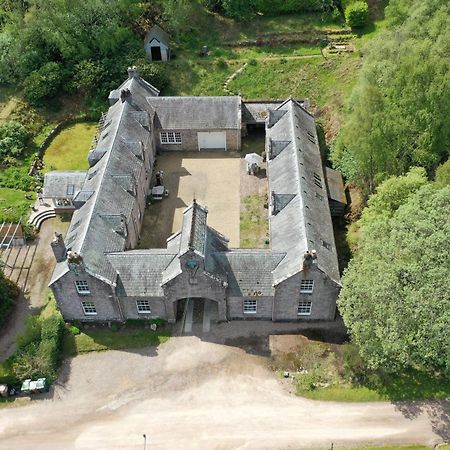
302;251;313;270
51;232;66;263
127;66;139;79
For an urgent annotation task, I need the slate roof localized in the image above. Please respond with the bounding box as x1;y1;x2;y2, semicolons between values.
179;201;208;256
149;96;241;130
325;167;347;204
266;99;340;285
144;24;169;47
213;250;286;296
49;73;159;287
43;171;87;198
107;251;176;297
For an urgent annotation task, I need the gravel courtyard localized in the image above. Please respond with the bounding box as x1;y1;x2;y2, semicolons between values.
138;151;241;249
0;334;447;449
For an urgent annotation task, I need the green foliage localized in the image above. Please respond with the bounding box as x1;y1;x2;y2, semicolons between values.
16;316;42;349
163;0;196;33
0;269;19;330
255;0;335;14
333;0;450;190
344;1;368;28
339;180;450;375
434;158;450;188
67;325;81;336
71;60;104;96
23;62;63;104
0;120;30;159
134;62;170;91
222;0;256;21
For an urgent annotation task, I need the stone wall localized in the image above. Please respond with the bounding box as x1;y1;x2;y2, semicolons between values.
272;268;338;321
119;296;167;320
227;295;273;320
155;129;240;152
51;269;122;322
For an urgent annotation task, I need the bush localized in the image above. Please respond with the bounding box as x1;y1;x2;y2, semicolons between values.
435;158;450;188
202;0;223;12
68;325;81;335
23;62;64;104
0;271;19;330
345;1;369;28
134;61;170;92
255;0;334;14
216;58;228;70
0;120;30;159
41;315;64;342
16;316;42;349
222;0;255;21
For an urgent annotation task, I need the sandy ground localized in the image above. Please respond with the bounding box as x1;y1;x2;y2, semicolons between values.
0;334;447;450
139;152;241;249
0;217;69;359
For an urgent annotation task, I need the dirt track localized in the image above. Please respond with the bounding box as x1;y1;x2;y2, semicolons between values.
0;336;447;449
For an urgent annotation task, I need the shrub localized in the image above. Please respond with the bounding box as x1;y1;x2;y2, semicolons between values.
0;271;19;330
202;0;223;12
41;315;64;342
435;158;450;188
345;1;369;28
16;316;41;349
134;61;170;91
248;58;257;66
222;0;255;21
68;325;81;336
216;58;228;70
23;62;63;104
0;120;30;159
111;323;119;332
255;0;334;14
71;59;104;96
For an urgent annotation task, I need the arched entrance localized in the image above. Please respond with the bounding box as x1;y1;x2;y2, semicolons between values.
170;297;223;333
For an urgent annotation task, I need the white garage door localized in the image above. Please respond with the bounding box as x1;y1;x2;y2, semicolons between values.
197;131;227;151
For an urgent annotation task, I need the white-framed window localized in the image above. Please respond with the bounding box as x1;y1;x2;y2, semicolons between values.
243;299;257;314
160;131;182;145
297;301;312;316
136;300;151;314
75;280;90;295
300;279;314;294
81;301;97;315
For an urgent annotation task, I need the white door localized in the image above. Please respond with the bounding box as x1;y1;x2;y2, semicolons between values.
197;131;227;151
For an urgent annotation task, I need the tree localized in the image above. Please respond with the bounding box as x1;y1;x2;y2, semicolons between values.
338;179;450;375
332;0;450;192
0;120;30;159
23;62;63;104
0;267;19;330
434;158;450;188
345;1;368;28
71;60;104;96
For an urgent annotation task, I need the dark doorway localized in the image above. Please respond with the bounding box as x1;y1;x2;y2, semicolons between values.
150;46;162;61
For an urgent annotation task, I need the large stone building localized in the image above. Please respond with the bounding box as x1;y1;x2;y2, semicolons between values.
48;67;341;324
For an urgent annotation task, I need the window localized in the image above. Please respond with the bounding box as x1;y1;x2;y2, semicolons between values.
82;301;97;315
75;280;90;295
315;192;323;201
243;299;257;314
160;131;182;145
300;279;314;294
297;301;312;316
66;184;74;196
136;300;151;313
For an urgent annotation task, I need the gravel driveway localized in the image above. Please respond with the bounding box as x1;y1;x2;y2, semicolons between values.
0;335;447;449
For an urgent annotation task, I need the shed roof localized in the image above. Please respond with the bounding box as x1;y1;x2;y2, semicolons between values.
144;24;169;47
325;167;347;205
266;99;340;285
43;171;87;198
149;96;241;130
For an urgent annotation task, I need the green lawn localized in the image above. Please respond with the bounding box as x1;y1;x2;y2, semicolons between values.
0;187;35;223
240;194;269;248
43;122;96;172
62;327;171;356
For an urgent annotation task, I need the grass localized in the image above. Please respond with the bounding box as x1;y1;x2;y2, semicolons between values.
62;326;171;356
240;194;269;248
42;122;96;172
0;187;35;222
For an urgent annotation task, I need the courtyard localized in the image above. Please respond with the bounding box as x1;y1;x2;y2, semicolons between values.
138;151;242;249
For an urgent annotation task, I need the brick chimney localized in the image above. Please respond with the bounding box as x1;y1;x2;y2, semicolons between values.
51;232;66;262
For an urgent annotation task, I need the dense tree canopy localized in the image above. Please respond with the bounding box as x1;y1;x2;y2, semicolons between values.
0;268;19;330
338;171;450;375
332;0;450;192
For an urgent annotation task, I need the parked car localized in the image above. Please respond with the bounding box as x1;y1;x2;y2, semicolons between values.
20;378;49;395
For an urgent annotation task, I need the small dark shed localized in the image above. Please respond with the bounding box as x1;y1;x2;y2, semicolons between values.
324;167;347;217
144;25;170;62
